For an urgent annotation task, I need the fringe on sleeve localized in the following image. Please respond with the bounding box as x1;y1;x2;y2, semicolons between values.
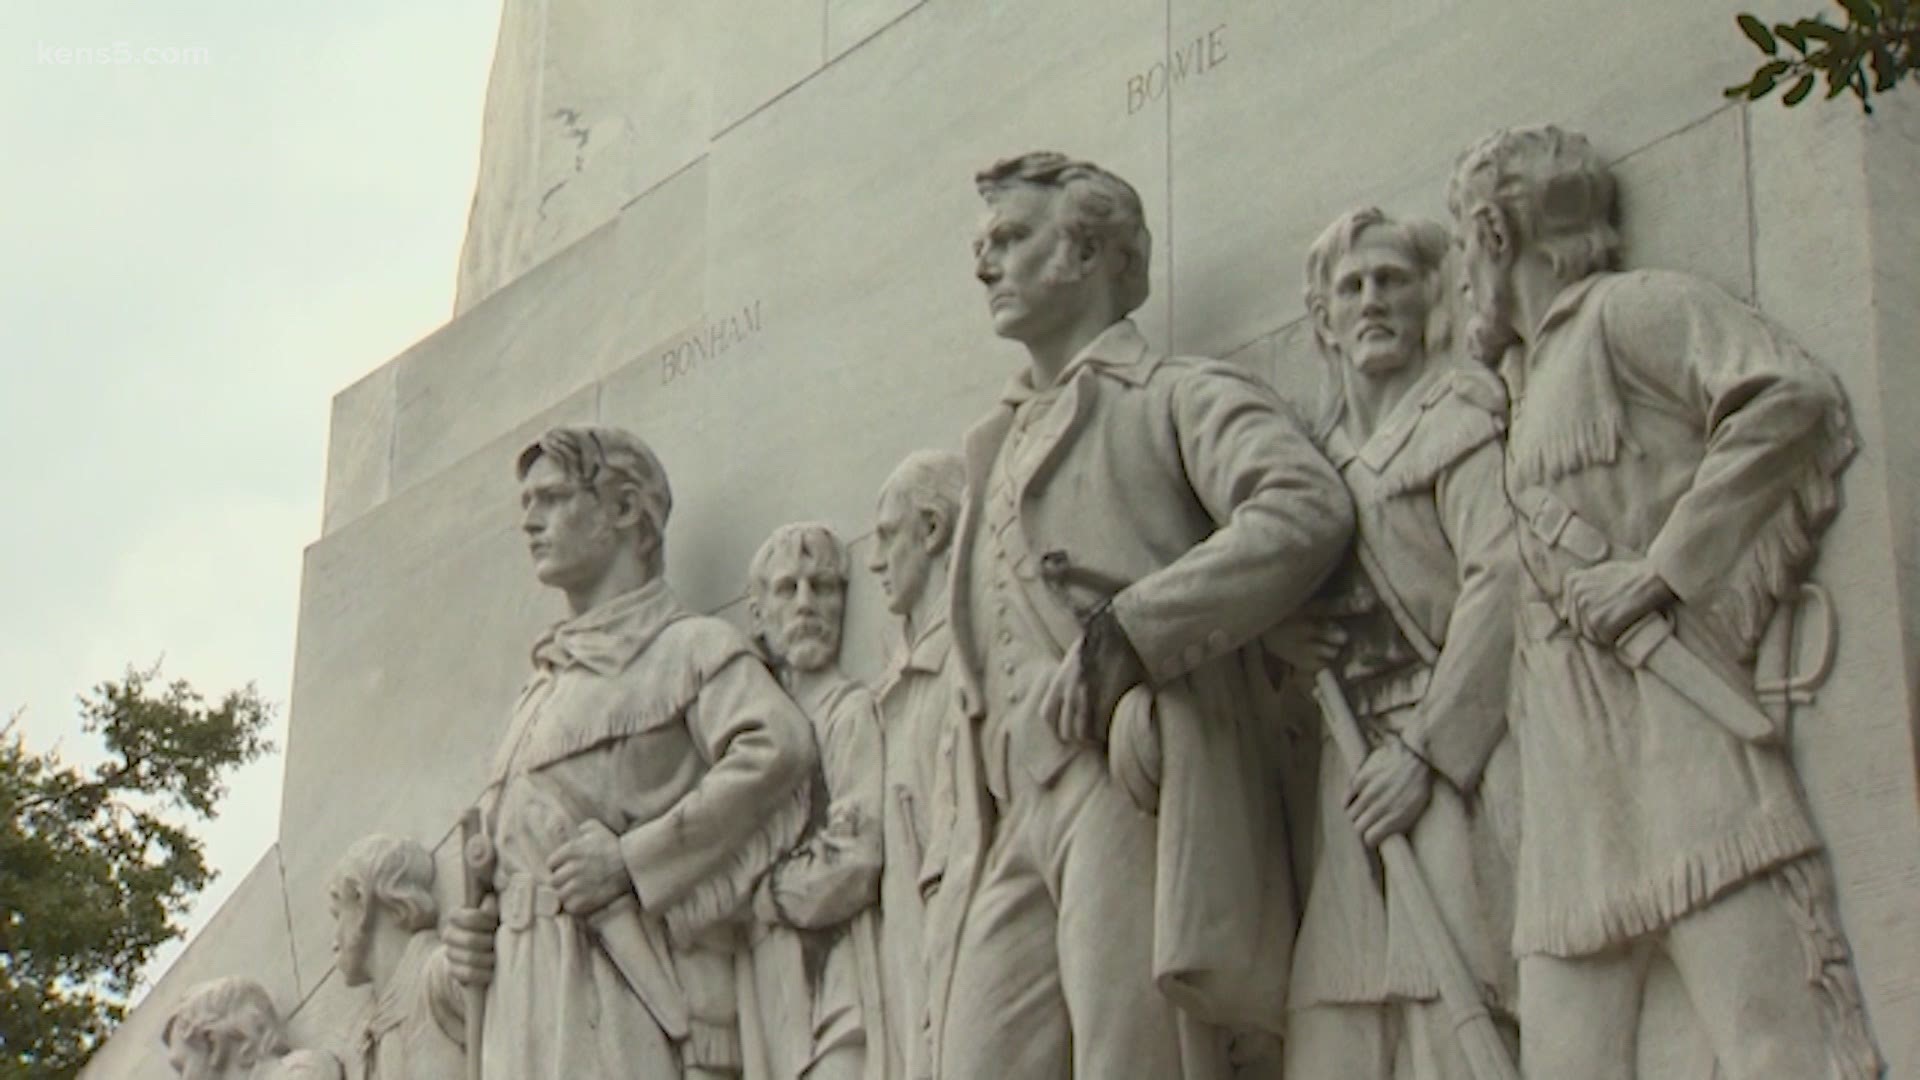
1698;369;1855;662
663;782;811;945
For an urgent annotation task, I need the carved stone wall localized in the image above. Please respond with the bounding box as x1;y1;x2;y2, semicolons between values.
80;1;1920;1076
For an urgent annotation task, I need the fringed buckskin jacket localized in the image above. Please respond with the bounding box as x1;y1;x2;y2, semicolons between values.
1501;269;1852;959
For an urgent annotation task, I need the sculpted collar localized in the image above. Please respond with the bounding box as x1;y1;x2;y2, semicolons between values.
791;666;864;721
1530;273;1606;348
1343;365;1449;474
363;931;437;1040
529;578;683;676
999;318;1155;406
902;613;953;675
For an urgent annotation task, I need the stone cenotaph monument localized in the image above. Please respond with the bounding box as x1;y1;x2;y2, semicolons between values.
80;3;1920;1078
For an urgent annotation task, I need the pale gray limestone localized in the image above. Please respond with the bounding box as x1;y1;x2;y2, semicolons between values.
742;523;887;1080
934;152;1351;1079
84;3;1920;1079
455;0;709;312
868;450;965;1080
1452;124;1878;1079
1163;0;1813;360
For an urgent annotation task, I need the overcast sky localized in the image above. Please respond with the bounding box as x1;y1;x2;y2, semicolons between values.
0;3;503;992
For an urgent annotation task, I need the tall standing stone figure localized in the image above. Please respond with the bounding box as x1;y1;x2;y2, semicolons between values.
743;523;887;1080
867;450;967;1080
1277;208;1521;1080
327;835;466;1080
933;151;1353;1079
439;425;817;1079
1447;125;1882;1079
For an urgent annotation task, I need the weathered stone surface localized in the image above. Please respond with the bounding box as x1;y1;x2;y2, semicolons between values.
1612;105;1752;303
454;0;710;311
708;0;824;133
452;0;546;313
826;0;925;60
1164;0;1804;359
386;161;706;516
663;0;1171;619
90;2;1920;1076
1748;97;1920;1076
282;969;361;1071
280;389;596;1000
321;363;393;535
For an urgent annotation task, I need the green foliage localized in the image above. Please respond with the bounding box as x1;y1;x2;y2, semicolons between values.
1727;0;1920;112
0;667;273;1079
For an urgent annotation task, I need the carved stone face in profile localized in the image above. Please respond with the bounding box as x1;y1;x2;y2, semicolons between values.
750;525;848;674
1454;201;1517;363
166;1024;255;1080
870;487;931;618
1327;231;1430;377
326;878;373;988
518;454;622;592
973;184;1080;345
162;978;287;1080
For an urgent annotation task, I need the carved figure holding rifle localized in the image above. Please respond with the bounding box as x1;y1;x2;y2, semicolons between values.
439;425;816;1079
1273;206;1522;1080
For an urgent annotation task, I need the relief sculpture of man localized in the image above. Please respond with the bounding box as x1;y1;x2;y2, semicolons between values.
162;977;344;1080
1448;124;1882;1079
439;425;816;1079
1275;207;1521;1079
933;151;1353;1079
327;834;464;1080
742;522;887;1080
866;450;966;1080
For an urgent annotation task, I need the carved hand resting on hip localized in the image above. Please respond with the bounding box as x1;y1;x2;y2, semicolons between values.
1558;558;1677;645
442;896;499;989
1042;613;1147;746
1345;738;1433;848
548;820;633;916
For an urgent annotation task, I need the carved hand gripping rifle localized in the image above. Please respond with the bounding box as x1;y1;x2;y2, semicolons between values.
1311;670;1521;1080
459;807;495;1080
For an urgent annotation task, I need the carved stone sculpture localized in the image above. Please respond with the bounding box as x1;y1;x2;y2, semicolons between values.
1447;124;1882;1079
868;450;966;1079
328;834;465;1079
1277;207;1522;1080
742;522;887;1080
162;977;344;1080
932;151;1353;1080
438;425;816;1079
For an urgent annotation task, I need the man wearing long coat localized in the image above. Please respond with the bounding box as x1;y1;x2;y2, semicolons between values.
931;151;1352;1080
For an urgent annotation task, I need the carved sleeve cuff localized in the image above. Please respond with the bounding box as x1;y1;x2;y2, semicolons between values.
1084;600;1148;693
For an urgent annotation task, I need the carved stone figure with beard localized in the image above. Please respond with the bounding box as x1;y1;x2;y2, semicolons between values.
744;522;887;1080
1448;124;1878;1080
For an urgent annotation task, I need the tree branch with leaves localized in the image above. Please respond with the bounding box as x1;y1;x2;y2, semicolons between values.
0;666;273;1079
1728;0;1919;111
